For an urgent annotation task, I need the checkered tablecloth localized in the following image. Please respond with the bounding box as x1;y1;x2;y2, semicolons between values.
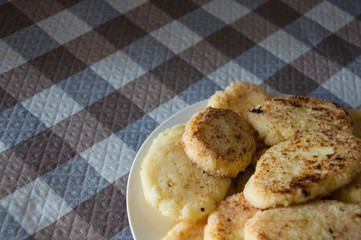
1;0;361;239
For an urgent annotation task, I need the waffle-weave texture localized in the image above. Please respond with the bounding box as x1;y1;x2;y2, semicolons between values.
1;0;361;239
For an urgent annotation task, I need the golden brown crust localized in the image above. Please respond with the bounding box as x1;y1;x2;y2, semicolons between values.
244;200;361;240
244;129;361;208
140;125;231;222
208;81;270;119
183;107;256;177
204;193;259;240
329;109;361;203
246;96;352;146
162;220;206;240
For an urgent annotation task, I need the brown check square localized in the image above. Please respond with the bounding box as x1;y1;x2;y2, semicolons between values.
51;109;113;153
0;3;34;38
55;0;82;8
206;26;255;59
30;46;87;84
265;65;320;95
151;56;205;94
95;15;148;50
120;72;175;113
12;129;78;175
0;149;38;198
11;0;66;22
64;30;118;66
74;184;128;239
314;34;361;67
336;19;361;49
28;211;106;240
151;0;199;19
291;49;343;84
179;40;231;75
280;0;323;14
255;0;302;28
86;90;145;133
125;2;173;33
0;87;18;112
231;11;279;43
0;62;54;102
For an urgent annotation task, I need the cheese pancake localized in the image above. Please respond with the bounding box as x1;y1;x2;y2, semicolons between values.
332;173;361;204
183;107;256;178
163;220;206;240
244;200;361;240
246;96;352;146
330;110;361;204
204;193;259;240
140;125;231;222
244;130;361;208
208;81;270;119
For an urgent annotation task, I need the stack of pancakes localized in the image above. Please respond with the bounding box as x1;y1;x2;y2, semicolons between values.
140;81;361;240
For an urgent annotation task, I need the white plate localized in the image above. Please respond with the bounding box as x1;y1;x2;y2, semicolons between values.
127;93;284;240
126;100;208;240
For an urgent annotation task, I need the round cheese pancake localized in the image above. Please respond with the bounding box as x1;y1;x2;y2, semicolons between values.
162;220;206;240
204;193;259;240
208;81;270;119
246;96;352;146
244;200;361;240
244;129;361;208
183;107;256;178
140;124;231;222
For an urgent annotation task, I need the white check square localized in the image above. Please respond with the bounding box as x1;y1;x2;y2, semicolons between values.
21;85;83;128
0;140;9;153
90;50;146;89
207;60;263;88
0;178;72;234
0;40;26;75
321;68;361;108
37;9;92;45
203;0;250;24
147;96;189;124
105;0;148;13
305;1;354;33
259;29;310;64
80;134;136;183
151;20;203;55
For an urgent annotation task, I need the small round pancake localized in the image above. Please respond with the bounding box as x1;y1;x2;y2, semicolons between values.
246;96;352;146
162;220;206;240
183;107;256;178
204;193;259;240
208;81;270;119
140;124;231;222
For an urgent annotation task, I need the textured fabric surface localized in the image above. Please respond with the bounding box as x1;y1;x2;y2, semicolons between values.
0;0;361;239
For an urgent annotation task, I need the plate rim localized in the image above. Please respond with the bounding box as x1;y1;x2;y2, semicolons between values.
126;100;208;240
